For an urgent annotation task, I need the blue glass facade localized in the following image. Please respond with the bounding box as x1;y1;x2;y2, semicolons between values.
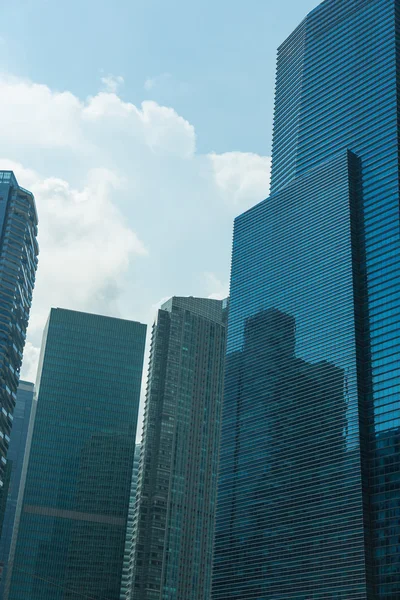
213;151;370;599
5;308;146;600
213;0;400;598
0;172;38;495
0;381;34;596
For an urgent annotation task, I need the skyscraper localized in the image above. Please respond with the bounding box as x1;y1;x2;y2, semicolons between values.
120;443;141;600
0;171;38;497
0;381;34;595
5;308;146;600
129;297;227;600
213;1;400;599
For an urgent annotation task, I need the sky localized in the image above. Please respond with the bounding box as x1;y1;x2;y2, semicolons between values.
0;0;320;431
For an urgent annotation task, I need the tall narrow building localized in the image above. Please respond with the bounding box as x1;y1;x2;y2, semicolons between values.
0;381;34;595
213;1;400;599
5;308;146;600
0;171;38;500
129;297;227;600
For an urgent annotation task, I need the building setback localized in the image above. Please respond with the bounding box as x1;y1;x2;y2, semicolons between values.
128;297;227;600
0;172;38;504
0;381;34;594
5;308;146;600
213;0;400;599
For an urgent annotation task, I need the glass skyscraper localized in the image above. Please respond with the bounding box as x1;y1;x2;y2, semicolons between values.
0;171;38;498
0;381;34;596
129;297;227;600
213;1;400;599
5;308;146;600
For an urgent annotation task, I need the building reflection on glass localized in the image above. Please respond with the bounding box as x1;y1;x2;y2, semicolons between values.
5;309;146;600
63;432;132;599
214;308;362;599
27;432;133;600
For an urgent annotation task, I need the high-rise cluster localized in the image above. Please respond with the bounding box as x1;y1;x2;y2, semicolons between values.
0;294;227;600
0;1;400;599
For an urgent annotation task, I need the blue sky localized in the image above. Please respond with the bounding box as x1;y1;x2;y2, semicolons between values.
0;0;320;413
2;0;318;156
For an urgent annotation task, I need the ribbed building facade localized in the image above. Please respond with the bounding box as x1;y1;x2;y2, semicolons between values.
5;308;146;600
129;297;227;600
0;172;38;497
213;1;400;599
120;443;141;600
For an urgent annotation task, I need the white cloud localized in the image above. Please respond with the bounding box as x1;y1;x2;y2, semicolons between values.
20;342;40;385
0;75;83;149
100;74;124;93
210;151;271;206
1;158;147;342
0;75;270;426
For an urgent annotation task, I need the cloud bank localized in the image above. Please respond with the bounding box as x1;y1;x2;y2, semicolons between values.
0;74;271;384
